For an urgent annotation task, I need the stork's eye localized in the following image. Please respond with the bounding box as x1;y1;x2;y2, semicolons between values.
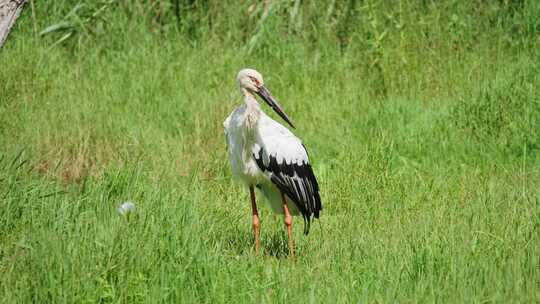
248;76;260;87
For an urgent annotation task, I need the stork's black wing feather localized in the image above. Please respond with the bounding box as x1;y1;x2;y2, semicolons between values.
254;147;322;234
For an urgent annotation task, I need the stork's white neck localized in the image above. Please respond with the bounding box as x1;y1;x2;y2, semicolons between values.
241;88;261;129
241;88;259;107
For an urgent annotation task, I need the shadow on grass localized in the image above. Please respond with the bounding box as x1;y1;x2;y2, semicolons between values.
263;232;290;259
221;229;291;259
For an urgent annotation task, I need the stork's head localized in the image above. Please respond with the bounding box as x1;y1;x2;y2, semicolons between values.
236;68;295;128
237;68;264;93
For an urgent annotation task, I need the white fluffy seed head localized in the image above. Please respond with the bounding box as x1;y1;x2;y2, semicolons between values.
118;201;136;215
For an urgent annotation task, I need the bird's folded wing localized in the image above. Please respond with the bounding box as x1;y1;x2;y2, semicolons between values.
253;136;322;222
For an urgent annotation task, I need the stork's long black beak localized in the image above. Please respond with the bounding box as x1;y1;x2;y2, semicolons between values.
257;86;295;129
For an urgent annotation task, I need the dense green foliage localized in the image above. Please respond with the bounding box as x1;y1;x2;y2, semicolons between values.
1;1;539;302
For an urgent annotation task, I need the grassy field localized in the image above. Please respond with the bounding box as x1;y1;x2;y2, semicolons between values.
1;1;540;302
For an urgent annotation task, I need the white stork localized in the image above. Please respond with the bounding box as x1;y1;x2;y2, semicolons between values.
223;68;322;256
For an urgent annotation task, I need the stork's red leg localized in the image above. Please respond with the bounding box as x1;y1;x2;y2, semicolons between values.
281;192;295;257
249;186;260;255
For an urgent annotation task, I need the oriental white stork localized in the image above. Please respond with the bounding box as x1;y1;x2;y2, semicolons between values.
223;68;322;256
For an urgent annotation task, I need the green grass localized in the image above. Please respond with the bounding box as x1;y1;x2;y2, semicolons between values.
1;1;540;302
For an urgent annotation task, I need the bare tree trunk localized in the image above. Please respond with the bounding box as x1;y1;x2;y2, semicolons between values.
0;0;26;48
